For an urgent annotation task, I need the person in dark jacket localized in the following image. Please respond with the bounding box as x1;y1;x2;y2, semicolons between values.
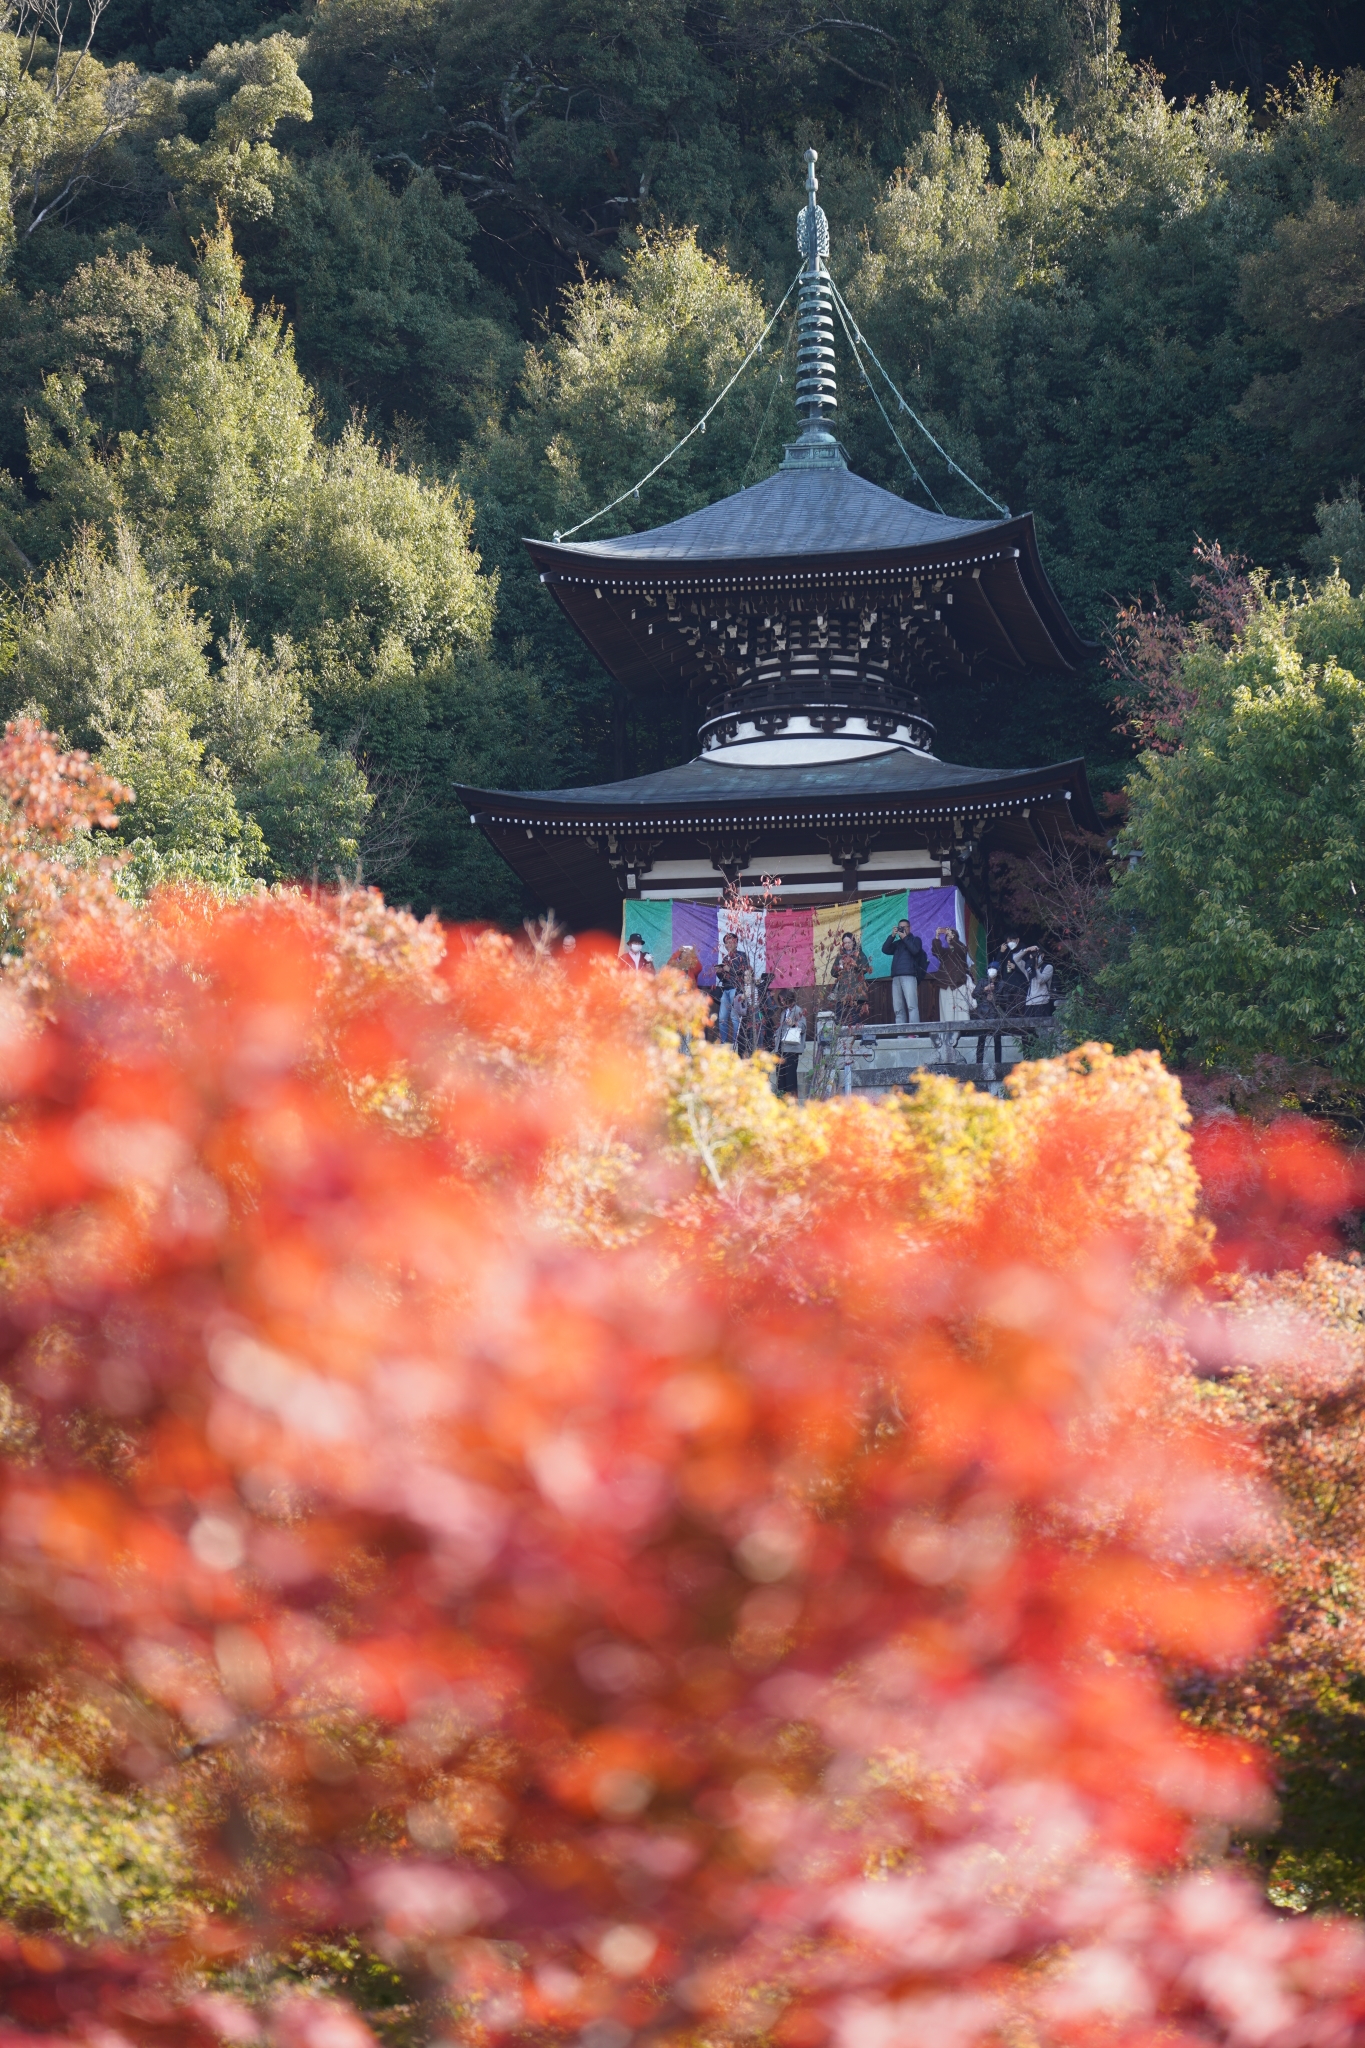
973;965;1004;1068
882;918;927;1025
995;938;1029;1014
715;931;750;1045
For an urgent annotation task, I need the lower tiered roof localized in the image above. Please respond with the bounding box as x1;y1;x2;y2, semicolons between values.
456;749;1098;930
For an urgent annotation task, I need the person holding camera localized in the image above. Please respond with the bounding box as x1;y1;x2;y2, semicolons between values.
715;930;750;1045
882;917;927;1025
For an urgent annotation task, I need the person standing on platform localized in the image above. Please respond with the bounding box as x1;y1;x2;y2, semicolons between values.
830;930;872;1025
929;927;974;1022
623;932;655;972
973;965;1005;1067
715;931;750;1045
881;917;927;1025
995;937;1029;1014
774;991;807;1094
1025;948;1055;1016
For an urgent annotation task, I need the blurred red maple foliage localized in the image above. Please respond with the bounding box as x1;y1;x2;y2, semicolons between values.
1;729;1364;2048
1192;1114;1365;1275
0;717;131;998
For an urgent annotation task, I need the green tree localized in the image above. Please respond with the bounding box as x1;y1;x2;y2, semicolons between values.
838;58;1355;781
1110;576;1365;1075
1306;481;1365;595
463;227;796;780
1236;73;1365;555
0;245;194;492
6;229;499;897
157;32;313;230
301;0;1086;318
245;142;516;455
94;0;299;73
204;622;373;881
61;227;501;691
123;224;317;607
3;523;265;882
346;644;564;921
0;3;166;268
3;526;371;884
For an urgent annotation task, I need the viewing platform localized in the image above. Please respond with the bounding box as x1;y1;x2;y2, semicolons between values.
797;1015;1051;1100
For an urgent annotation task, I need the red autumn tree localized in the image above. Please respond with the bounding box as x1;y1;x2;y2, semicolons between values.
1108;540;1260;756
0;730;1363;2046
0;717;132;994
0;911;1358;2047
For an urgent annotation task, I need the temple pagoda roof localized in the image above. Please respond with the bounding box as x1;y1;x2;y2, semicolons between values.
541;464;997;564
526;474;1092;699
462;152;1101;931
458;746;1098;823
455;748;1099;929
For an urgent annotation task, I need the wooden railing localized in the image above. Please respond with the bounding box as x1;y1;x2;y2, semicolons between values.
803;1011;1053;1097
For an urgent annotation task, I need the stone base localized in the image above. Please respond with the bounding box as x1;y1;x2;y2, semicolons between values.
797;1037;1023;1101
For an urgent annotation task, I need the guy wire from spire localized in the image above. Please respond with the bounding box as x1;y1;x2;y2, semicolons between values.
826;273;1009;519
740;299;797;489
829;290;945;512
550;269;802;545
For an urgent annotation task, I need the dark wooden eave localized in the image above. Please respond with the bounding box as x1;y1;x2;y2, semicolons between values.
527;467;1093;700
456;750;1099;931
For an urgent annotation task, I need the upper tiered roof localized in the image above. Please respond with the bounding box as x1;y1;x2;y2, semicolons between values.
526;149;1091;718
527;475;1088;705
539;465;1001;564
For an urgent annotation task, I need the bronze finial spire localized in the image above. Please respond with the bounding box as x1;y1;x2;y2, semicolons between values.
782;146;845;470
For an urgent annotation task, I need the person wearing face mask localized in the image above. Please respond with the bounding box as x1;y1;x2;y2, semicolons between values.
623;932;654;973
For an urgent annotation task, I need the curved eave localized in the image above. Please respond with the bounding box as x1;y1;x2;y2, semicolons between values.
456;756;1101;835
525;512;1093;697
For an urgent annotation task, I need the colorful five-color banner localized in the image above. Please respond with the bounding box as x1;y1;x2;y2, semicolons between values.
619;888;983;986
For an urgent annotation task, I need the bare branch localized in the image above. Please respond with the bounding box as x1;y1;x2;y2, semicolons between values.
812;16;898;41
817;51;892;88
21;78;142;234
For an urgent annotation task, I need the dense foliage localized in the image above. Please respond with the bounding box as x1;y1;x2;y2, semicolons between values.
2;728;1365;2042
1084;573;1365;1077
0;1;1360;918
6;0;1365;2021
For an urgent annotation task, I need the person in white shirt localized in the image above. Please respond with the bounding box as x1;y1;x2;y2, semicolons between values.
623;932;654;972
774;991;807;1095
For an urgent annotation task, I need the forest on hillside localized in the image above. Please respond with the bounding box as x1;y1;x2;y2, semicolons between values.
0;0;1364;922
16;5;1365;2022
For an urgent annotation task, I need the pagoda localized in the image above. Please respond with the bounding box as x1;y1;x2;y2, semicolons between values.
457;151;1098;945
